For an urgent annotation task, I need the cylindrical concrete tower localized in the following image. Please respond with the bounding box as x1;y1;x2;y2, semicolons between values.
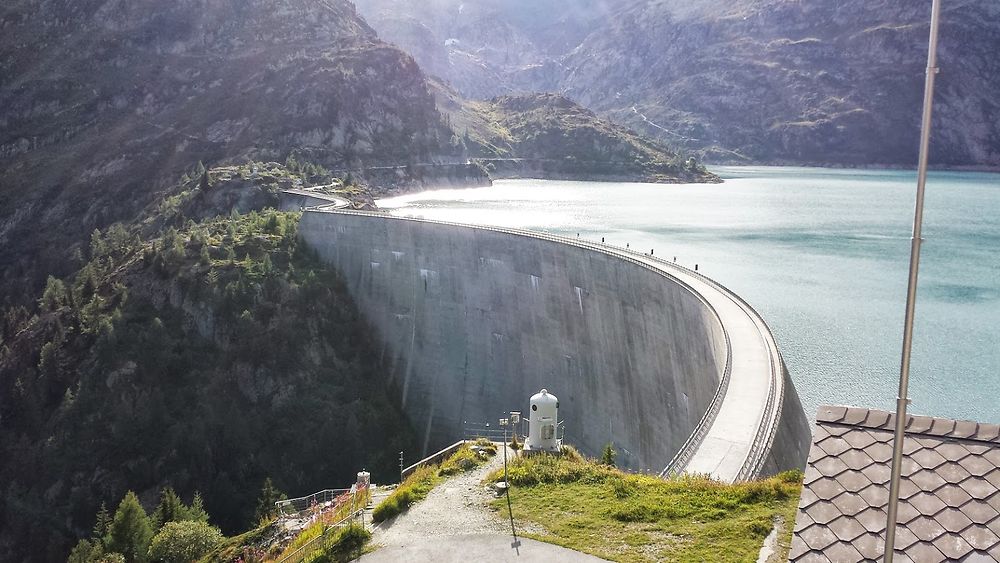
525;389;560;452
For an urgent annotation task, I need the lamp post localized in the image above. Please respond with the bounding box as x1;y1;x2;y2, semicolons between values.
501;412;521;549
884;0;943;560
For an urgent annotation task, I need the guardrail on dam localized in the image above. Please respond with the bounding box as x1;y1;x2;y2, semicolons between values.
298;207;811;482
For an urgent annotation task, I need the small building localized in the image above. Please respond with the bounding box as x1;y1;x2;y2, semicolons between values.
790;405;1000;562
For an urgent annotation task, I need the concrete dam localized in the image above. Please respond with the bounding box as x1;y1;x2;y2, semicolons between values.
299;207;812;481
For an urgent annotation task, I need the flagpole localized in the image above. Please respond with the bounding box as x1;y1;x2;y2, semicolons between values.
883;0;943;560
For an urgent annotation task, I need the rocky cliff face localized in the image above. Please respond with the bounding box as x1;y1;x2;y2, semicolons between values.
0;0;455;304
354;0;1000;168
560;0;1000;167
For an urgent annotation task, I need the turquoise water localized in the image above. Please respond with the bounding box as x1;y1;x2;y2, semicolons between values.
377;167;1000;423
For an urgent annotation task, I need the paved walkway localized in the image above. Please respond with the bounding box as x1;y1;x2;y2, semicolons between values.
356;535;608;562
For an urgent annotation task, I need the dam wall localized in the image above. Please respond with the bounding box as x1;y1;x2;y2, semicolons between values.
298;209;811;479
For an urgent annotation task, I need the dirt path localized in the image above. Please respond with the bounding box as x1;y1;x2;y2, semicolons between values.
371;447;510;547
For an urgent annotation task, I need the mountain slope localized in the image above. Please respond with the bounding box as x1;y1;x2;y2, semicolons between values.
0;0;455;305
354;0;1000;168
437;90;719;182
560;0;1000;166
0;169;418;561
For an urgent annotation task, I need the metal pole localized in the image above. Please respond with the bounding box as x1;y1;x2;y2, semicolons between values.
884;0;942;560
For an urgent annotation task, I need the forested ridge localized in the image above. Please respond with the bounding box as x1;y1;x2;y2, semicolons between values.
0;166;417;561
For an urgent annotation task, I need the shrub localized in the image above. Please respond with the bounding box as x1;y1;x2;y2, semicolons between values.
147;521;223;563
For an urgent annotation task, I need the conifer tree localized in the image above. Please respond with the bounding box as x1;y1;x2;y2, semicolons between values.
254;477;287;524
106;491;152;563
151;487;185;531
184;492;209;524
92;502;112;540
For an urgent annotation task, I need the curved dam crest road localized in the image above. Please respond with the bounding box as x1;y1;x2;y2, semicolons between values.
296;204;811;482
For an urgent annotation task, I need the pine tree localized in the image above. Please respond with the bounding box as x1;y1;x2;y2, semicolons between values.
199;170;210;191
254;478;287;524
184;492;209;524
92;502;112;540
151;487;185;531
601;443;617;467
106;491;153;563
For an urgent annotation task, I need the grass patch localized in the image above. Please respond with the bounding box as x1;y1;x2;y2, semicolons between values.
372;441;496;523
487;450;802;562
300;523;372;563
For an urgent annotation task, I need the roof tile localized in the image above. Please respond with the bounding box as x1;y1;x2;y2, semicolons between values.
959;501;999;525
904;540;945;562
852;532;885;560
828;515;866;542
799;523;839;551
908;515;948;541
843;431;877;450
843;407;870;426
935;533;975;560
865;410;891;429
822;541;863;563
909;491;948;516
831;492;868;517
911;448;948;470
816;405;848;423
811;477;845;501
805;500;842;525
867;442;893;463
931;418;957;436
953;421;980;440
938;507;974;533
840;449;875;471
935;484;973;508
813;455;849;478
977;424;1000;442
855;507;887;534
858;484;890;509
960;551;997;562
817;436;851;457
893;525;920;549
962;478;997;501
906;415;934;434
962;455;996;477
962;524;1000;551
937;441;972;462
839;471;872;493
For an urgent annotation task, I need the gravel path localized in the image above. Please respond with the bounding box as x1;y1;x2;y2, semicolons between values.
371;447;509;547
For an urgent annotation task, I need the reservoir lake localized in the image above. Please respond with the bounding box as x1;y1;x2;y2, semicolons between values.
377;167;1000;424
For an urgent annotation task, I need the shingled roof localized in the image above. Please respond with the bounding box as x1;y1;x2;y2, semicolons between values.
790;405;1000;562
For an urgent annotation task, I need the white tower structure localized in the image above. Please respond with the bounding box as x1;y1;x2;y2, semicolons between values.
525;389;560;452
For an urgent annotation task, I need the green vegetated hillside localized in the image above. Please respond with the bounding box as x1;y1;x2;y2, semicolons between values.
435;88;719;183
355;0;1000;168
0;166;417;561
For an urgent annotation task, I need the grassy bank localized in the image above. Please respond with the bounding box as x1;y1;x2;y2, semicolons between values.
487;448;801;562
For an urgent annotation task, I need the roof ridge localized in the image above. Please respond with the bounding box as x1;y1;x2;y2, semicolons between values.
816;405;1000;444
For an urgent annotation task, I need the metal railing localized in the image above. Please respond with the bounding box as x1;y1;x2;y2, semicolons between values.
274;485;370;563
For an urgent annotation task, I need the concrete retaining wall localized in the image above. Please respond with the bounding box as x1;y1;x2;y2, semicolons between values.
300;211;733;474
